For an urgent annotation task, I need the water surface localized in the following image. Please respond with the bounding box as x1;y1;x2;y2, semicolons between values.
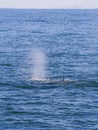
0;9;98;130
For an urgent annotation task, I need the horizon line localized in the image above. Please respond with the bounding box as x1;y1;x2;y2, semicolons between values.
0;7;98;10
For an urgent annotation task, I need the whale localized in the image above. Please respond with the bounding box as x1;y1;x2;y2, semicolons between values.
31;77;76;84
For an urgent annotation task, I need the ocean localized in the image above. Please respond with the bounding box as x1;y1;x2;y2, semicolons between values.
0;9;98;130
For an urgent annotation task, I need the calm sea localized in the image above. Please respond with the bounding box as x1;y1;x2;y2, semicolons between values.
0;9;98;130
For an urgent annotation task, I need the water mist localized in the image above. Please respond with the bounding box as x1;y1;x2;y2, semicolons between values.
32;48;46;81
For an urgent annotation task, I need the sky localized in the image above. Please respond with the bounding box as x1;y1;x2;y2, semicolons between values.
0;0;98;9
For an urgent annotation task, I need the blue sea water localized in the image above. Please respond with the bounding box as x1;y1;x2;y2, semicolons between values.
0;9;98;130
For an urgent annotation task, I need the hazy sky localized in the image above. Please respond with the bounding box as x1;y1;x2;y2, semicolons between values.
0;0;98;9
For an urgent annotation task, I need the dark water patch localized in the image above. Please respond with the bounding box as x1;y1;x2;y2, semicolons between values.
0;82;13;87
0;63;12;67
56;32;85;38
75;80;98;88
25;18;49;23
31;30;44;34
14;83;60;90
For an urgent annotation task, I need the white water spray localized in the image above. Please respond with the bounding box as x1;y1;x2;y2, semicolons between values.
32;48;46;81
29;48;76;84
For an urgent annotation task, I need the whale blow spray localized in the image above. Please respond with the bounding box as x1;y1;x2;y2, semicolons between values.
32;48;46;80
